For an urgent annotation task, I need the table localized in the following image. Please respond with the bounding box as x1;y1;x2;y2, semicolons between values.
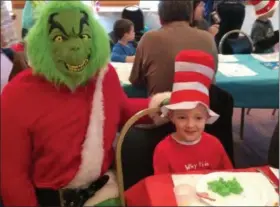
125;166;279;206
113;54;279;109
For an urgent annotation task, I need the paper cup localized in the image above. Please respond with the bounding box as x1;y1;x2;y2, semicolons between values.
174;184;197;206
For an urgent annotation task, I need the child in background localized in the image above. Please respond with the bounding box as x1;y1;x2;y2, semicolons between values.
250;0;279;53
111;19;136;63
153;50;233;174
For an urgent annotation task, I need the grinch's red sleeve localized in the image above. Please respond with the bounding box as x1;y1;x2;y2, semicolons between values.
107;64;151;126
1;86;38;206
153;139;171;174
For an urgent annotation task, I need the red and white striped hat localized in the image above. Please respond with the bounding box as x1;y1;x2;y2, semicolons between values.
250;0;279;17
161;50;219;124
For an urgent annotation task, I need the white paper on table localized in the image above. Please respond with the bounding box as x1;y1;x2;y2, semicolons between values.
1;53;13;93
218;54;238;62
269;167;279;179
218;63;257;77
252;52;279;62
172;172;278;206
111;62;133;84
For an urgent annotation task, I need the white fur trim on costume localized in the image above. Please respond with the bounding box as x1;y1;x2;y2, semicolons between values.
173;82;209;95
149;92;171;126
83;170;119;206
149;92;171;109
66;67;109;189
161;101;219;124
175;62;214;79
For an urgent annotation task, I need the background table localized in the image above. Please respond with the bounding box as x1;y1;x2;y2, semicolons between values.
125;166;279;206
114;54;279;109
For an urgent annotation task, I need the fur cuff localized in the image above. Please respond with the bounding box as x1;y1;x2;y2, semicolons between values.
149;92;171;126
149;92;171;109
84;170;119;206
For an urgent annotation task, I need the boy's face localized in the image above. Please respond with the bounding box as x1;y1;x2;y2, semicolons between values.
124;26;135;41
169;104;209;142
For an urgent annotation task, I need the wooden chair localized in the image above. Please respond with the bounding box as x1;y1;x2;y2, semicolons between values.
219;29;254;140
115;107;160;207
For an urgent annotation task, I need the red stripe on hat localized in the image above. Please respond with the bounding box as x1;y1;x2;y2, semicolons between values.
175;50;215;70
174;71;212;88
256;0;276;15
250;0;262;5
170;90;210;107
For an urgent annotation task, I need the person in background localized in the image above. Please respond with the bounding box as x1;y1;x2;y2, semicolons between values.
22;1;47;39
111;19;136;63
1;1;19;48
192;0;219;36
214;0;246;52
129;0;217;95
250;0;279;54
153;50;233;174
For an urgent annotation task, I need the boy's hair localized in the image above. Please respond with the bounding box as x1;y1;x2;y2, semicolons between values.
113;19;134;40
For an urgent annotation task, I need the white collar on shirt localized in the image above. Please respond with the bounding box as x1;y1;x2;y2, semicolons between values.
171;134;201;146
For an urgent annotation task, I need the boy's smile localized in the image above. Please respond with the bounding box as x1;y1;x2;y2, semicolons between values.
170;104;209;143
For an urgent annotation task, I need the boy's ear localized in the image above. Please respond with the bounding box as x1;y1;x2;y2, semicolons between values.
167;110;173;121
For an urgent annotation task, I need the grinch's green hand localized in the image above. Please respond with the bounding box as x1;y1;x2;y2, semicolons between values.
160;98;170;107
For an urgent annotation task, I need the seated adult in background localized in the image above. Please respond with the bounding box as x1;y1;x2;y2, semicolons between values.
111;19;136;63
268;122;279;168
192;0;219;36
129;0;218;95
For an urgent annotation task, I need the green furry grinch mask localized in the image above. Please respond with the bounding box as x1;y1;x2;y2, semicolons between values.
25;1;110;90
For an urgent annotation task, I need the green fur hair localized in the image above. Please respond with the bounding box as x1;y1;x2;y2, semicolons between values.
25;1;110;90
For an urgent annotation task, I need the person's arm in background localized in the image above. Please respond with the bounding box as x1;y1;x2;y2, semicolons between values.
208;24;220;36
111;45;135;63
254;30;279;51
8;52;28;81
1;86;38;206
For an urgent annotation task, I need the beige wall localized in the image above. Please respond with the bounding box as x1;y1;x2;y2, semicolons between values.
13;6;279;40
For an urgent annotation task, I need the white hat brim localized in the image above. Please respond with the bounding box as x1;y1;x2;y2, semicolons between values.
256;1;279;17
161;101;219;124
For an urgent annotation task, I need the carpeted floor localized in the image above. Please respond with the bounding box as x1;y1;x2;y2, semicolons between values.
233;108;279;168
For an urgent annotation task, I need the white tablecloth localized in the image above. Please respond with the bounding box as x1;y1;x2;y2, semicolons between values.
111;62;133;84
172;171;279;206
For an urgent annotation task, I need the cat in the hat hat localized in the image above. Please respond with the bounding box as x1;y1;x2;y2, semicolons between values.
250;0;279;53
153;50;233;174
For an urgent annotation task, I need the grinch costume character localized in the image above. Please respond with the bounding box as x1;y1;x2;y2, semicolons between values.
0;1;170;206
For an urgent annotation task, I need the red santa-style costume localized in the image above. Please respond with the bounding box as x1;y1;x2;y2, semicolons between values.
153;50;233;175
250;0;279;17
1;64;170;206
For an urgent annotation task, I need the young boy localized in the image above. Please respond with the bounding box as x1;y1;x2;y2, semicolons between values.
250;0;279;53
111;19;136;63
153;50;233;174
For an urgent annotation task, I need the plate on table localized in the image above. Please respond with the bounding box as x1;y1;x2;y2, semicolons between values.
196;172;269;206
